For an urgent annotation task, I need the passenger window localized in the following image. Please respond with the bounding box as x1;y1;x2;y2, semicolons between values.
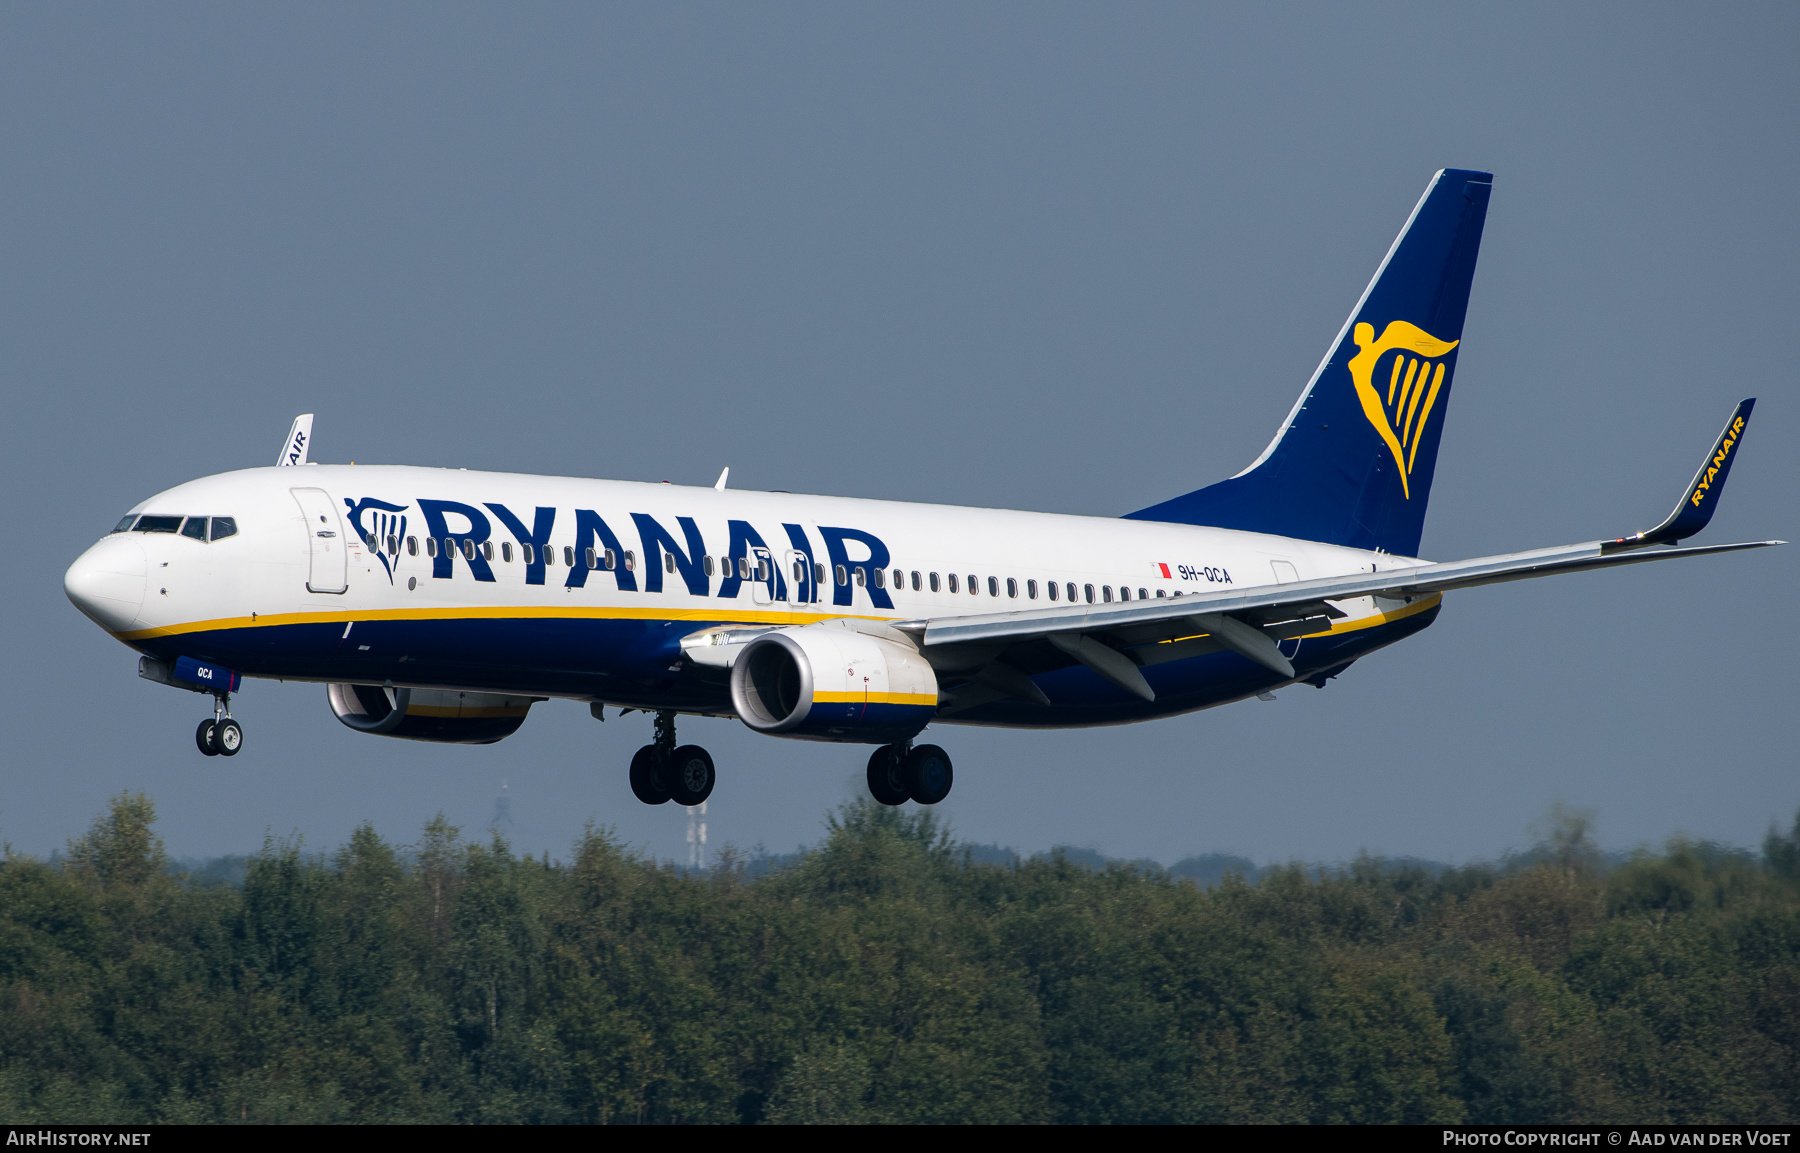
112;515;137;533
929;572;940;592
181;517;208;541
814;562;826;584
564;546;575;567
703;555;715;577
135;515;182;533
441;537;452;557
1138;588;1147;600
1155;589;1165;598
1047;580;1058;601
911;571;921;591
968;575;978;595
624;550;636;570
854;566;866;587
1084;583;1094;603
522;543;535;564
501;542;513;562
585;547;597;569
604;549;617;570
388;535;399;555
1103;586;1113;602
208;516;236;540
664;552;675;574
482;542;493;561
543;545;555;567
1006;578;1017;598
738;557;751;579
893;568;904;589
1027;579;1038;599
462;540;475;560
835;564;847;585
794;559;805;582
407;536;418;556
987;576;998;597
948;573;958;593
426;538;437;558
873;568;885;589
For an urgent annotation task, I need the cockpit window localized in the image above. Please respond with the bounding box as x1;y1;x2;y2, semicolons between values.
112;515;137;533
210;517;237;541
135;515;183;533
180;517;208;541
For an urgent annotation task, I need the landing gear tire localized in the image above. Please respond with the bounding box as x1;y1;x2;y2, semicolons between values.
629;744;673;805
213;718;244;757
866;745;911;806
669;745;715;807
904;744;953;805
196;719;219;757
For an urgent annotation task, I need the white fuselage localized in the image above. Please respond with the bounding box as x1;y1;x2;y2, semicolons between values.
65;463;1439;729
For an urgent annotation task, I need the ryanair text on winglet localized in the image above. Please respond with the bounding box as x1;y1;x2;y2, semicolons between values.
1690;415;1747;508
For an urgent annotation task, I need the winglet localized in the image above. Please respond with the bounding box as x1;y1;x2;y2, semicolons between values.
1607;399;1754;552
277;414;314;467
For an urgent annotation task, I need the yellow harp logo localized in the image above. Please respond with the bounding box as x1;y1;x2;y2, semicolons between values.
1347;320;1459;498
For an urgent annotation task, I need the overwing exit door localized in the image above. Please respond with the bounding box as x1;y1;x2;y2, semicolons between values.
291;487;348;594
783;549;812;606
750;547;774;605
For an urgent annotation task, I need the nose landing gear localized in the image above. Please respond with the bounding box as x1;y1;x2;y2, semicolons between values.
195;693;243;757
629;710;715;806
865;742;954;806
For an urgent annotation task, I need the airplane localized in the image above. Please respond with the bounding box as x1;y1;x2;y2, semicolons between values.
63;169;1778;810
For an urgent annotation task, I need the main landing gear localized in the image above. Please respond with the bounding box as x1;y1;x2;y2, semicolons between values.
629;710;716;807
866;742;954;807
195;693;243;757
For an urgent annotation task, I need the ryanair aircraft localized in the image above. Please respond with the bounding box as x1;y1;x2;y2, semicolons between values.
64;169;1776;809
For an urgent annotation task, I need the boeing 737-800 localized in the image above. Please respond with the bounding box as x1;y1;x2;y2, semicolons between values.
63;169;1777;809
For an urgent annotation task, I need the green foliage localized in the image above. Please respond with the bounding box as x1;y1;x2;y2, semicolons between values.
0;793;1795;1124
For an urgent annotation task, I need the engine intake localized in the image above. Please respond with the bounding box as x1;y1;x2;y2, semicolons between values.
730;624;938;743
327;684;537;744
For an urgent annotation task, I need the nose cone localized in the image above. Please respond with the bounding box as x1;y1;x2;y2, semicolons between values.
65;536;147;632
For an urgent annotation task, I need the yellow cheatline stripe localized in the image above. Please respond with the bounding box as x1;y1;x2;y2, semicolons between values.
1151;592;1441;650
115;603;877;641
1299;592;1440;638
813;691;938;707
121;591;1441;657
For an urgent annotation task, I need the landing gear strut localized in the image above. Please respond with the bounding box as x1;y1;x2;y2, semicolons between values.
629;710;715;806
195;693;242;757
865;742;953;806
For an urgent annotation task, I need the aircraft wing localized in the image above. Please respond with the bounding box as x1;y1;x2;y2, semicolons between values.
901;400;1779;701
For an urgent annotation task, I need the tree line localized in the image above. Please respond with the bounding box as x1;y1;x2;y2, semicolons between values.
1;793;1796;1123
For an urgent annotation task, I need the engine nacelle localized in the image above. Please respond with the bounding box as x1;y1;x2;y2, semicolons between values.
729;623;938;743
327;684;536;744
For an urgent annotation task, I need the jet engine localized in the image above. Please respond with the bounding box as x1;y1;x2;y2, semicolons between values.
327;684;537;744
729;623;938;743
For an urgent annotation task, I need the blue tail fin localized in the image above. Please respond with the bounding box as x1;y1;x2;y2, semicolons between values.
1126;169;1493;556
